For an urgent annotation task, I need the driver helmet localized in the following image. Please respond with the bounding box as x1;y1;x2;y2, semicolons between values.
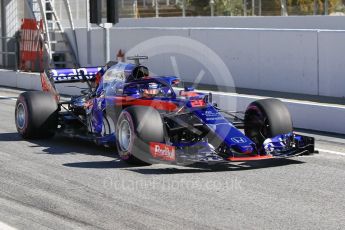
143;82;160;98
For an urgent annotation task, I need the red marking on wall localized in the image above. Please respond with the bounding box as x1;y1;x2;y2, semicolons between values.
20;19;44;72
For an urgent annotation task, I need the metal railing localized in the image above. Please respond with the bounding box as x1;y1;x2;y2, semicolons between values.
0;36;18;71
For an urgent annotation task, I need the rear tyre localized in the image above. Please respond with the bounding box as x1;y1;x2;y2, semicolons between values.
244;98;293;147
15;91;58;139
116;106;164;165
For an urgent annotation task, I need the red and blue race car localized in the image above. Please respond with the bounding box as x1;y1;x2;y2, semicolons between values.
15;56;315;165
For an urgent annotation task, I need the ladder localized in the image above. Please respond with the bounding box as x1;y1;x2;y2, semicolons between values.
29;0;79;69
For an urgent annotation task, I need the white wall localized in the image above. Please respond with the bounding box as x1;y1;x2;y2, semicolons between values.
318;31;345;98
189;29;318;95
61;16;345;99
67;26;345;98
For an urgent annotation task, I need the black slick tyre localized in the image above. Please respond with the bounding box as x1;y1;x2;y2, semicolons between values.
15;91;58;139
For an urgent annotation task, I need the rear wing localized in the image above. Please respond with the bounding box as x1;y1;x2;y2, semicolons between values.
49;67;102;83
40;67;102;101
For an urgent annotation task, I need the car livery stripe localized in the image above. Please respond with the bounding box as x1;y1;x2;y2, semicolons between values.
110;96;178;112
227;155;273;161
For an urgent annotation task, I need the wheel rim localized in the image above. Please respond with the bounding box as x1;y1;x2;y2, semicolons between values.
16;103;26;129
245;108;269;145
118;119;132;152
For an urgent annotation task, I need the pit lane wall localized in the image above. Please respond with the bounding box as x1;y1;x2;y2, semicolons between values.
67;27;345;98
1;70;345;135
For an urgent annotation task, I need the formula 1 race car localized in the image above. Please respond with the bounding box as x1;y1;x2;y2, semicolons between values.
15;56;315;165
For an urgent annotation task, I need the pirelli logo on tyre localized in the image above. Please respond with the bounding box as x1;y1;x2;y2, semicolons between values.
149;142;176;161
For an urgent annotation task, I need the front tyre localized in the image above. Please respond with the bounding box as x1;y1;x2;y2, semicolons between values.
116;106;164;165
15;91;58;139
244;98;293;148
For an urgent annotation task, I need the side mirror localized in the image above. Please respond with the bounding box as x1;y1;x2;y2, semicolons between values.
204;92;218;108
208;92;213;103
184;86;195;92
79;70;93;91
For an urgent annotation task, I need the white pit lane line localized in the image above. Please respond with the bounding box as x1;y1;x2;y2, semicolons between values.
316;148;345;157
0;221;17;230
0;96;17;101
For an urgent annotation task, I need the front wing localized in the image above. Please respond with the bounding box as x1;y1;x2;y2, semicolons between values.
148;133;315;164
